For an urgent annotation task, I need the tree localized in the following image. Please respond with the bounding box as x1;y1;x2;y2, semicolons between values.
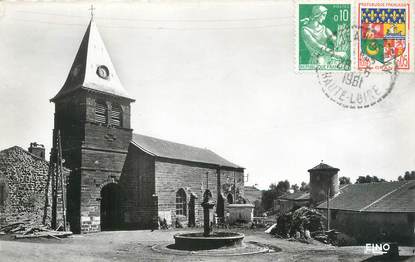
339;176;351;185
276;180;290;194
300;182;310;192
355;175;386;184
291;184;299;192
399;171;415;181
261;180;291;211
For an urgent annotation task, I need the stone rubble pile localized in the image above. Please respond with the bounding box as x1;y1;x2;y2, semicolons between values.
270;206;326;241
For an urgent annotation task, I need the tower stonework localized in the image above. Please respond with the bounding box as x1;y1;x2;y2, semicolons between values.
51;18;135;233
308;162;339;206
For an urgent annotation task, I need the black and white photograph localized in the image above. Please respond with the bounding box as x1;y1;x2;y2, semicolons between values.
0;1;414;261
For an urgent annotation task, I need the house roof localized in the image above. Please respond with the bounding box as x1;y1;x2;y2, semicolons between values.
308;162;339;172
0;146;48;163
317;180;415;213
0;146;71;172
244;186;262;203
51;18;133;102
131;133;243;169
279;191;310;201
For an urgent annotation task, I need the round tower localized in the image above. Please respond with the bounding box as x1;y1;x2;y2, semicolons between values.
308;162;339;206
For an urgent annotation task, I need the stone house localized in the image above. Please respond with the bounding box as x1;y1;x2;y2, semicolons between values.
273;191;310;214
0;144;67;227
50;18;245;233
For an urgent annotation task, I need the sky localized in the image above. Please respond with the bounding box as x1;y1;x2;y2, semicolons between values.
0;1;414;190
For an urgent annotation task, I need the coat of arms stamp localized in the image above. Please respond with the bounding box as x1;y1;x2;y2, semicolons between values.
297;2;351;71
357;2;411;71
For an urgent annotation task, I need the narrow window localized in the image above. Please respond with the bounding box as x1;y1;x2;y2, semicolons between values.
0;180;7;206
0;183;3;206
111;104;122;127
95;101;107;124
176;189;187;216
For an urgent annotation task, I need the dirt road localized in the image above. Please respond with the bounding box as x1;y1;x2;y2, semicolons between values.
0;228;414;262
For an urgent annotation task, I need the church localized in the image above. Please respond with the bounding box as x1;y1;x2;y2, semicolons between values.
50;18;245;233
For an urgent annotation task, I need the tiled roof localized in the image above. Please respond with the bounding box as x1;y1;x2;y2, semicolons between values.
317;180;415;212
131;133;243;169
308;162;339;172
279;191;310;201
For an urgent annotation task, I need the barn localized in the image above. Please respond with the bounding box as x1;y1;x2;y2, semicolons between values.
50;18;245;233
308;162;415;245
317;180;415;245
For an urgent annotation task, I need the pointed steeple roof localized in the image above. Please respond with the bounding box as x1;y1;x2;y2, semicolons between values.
51;18;134;102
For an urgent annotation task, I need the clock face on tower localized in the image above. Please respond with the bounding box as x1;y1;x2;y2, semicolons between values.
96;65;109;79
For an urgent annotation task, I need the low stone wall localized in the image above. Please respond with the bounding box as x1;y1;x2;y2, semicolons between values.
227;204;254;224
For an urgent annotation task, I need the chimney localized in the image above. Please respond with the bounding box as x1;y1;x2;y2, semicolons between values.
28;142;45;160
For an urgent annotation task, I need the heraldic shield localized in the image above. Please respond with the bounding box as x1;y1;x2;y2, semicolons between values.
361;8;406;64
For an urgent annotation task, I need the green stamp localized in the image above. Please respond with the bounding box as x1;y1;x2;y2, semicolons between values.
297;3;351;71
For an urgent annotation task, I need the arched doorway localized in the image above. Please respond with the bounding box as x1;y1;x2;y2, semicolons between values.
203;190;212;201
227;193;234;204
100;183;123;231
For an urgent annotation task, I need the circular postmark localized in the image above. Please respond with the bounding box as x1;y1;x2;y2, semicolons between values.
317;68;397;109
316;24;399;109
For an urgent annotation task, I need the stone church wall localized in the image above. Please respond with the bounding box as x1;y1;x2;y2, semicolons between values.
119;144;156;229
155;159;218;227
220;169;245;203
154;159;244;227
79;169;123;233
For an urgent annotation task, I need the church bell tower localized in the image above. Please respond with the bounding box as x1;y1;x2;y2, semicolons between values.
51;17;135;233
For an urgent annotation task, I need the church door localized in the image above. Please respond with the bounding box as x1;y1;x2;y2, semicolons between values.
188;195;196;227
216;194;225;222
100;183;123;231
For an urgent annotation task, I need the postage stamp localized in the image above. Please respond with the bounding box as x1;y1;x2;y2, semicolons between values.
296;2;352;71
357;1;412;71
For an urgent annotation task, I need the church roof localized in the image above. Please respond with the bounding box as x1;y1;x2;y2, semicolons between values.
51;18;133;102
279;191;310;201
317;180;415;213
131;134;243;169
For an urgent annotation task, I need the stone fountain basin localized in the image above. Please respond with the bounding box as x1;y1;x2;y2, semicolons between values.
173;232;244;250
